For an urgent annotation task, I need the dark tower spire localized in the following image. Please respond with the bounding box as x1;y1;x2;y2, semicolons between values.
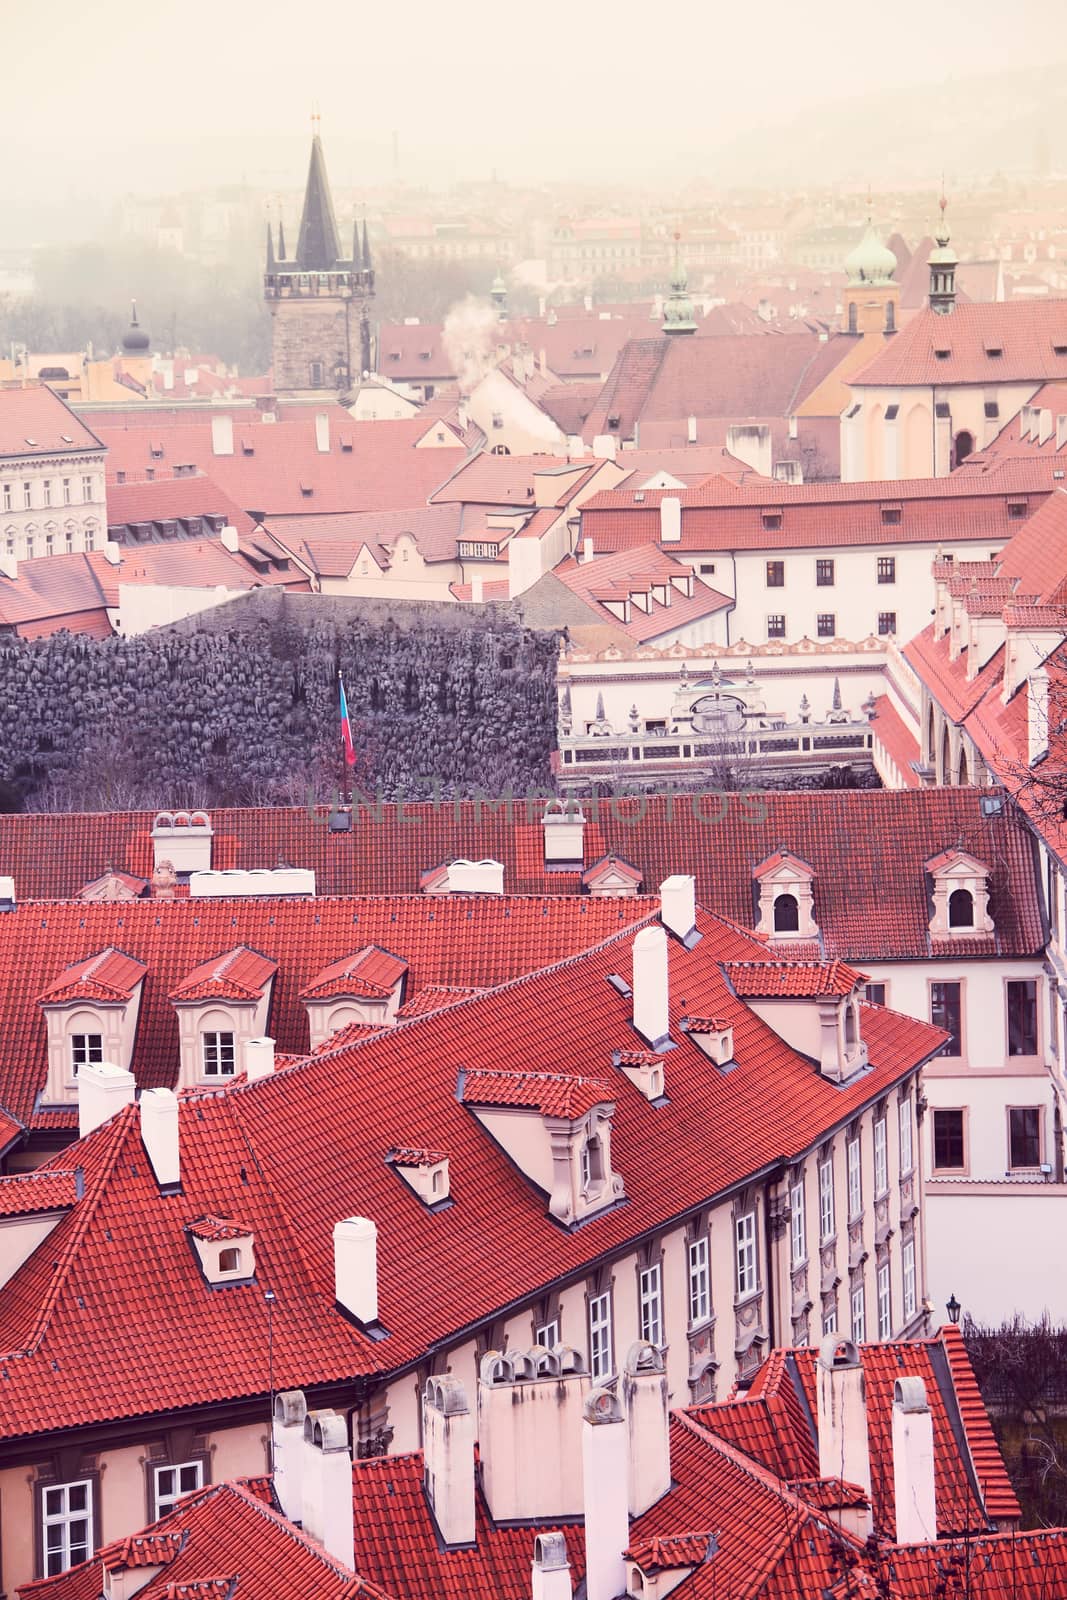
277;216;287;262
266;221;275;272
361;219;372;274
928;191;958;316
296;119;343;270
352;218;362;270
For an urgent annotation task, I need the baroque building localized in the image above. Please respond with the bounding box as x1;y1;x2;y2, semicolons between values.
264;127;375;395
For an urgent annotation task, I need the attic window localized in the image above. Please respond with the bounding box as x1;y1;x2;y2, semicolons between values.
884;405;899;421
60;433;74;444
880;506;902;526
340;437;354;452
934;346;951;360
634;491;645;502
984;344;1003;358
1053;342;1067;357
1007;501;1027;519
24;437;37;447
150;443;164;458
984;401;1000;419
300;483;313;497
388;351;400;360
762;511;782;531
607;415;620;430
241;441;255;455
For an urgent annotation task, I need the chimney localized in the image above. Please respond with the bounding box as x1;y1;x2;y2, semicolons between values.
660;874;697;944
891;1376;937;1544
0;553;16;580
582;1389;629;1600
471;573;484;603
479;1347;591;1520
301;1409;355;1569
334;1215;378;1324
0;875;14;912
423;1376;476;1547
78;1061;136;1140
581;536;594;564
816;1335;872;1538
220;524;240;553
622;1342;671;1516
687;414;697;444
592;435;617;461
315;412;331;453
538;296;547;317
140;1087;180;1188
532;1533;572;1600
272;1390;307;1523
632;925;670;1049
103;540;122;566
211;414;234;456
659;496;682;543
542;799;586;870
244;1036;276;1081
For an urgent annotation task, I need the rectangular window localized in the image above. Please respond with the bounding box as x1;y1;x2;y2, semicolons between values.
790;1179;806;1266
765;560;785;587
82;475;93;501
62;478;72;505
42;1480;93;1576
152;1460;203;1520
1;483;10;511
1007;980;1038;1057
874;1117;888;1197
735;1211;758;1297
902;1238;917;1321
23;482;32;509
863;982;887;1006
1008;1107;1042;1169
84;527;96;552
688;1235;711;1326
588;1291;613;1380
932;1108;965;1171
823;1306;838;1335
638;1263;664;1347
817;613;836;638
851;1283;866;1342
899;1097;914;1175
878;612;897;636
847;1136;862;1219
816;558;835;586
70;1033;103;1072
201;1031;235;1077
766;614;786;639
535;1318;560;1349
818;1157;835;1241
930;981;962;1057
877;1261;892;1340
877;556;896;583
42;480;52;507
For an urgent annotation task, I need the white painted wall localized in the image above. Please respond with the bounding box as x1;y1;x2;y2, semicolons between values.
0;453;106;561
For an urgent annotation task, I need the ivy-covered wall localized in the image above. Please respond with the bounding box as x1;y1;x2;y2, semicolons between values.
0;605;558;812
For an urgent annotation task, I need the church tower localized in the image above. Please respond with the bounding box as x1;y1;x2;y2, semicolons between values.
662;234;697;335
264;123;375;395
928;195;958;316
842;209;899;335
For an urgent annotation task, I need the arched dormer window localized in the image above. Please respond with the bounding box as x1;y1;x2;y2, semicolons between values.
847;301;858;334
948;888;974;929
773;893;800;933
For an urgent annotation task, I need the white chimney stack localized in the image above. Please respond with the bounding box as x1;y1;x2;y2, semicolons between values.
532;1532;572;1600
301;1410;355;1570
315;412;331;453
244;1037;276;1081
334;1216;378;1324
660;874;697;943
140;1087;180;1188
211;414;234;456
581;536;594;564
687;414;697;444
632;925;669;1049
660;496;682;543
622;1342;672;1516
103;540;122;566
220;524;240;554
471;573;484;603
78;1061;136;1140
423;1376;476;1547
891;1376;938;1544
0;875;14;910
816;1336;873;1538
272;1390;307;1524
592;435;617;462
0;553;16;581
582;1389;629;1600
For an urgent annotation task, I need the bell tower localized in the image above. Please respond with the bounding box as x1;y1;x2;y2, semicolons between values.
264;120;375;395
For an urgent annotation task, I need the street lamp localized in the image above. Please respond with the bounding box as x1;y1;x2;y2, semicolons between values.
946;1292;961;1326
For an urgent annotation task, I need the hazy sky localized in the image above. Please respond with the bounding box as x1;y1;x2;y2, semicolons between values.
1;0;1061;235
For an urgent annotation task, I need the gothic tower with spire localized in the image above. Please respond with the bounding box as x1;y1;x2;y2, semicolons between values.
264;124;375;394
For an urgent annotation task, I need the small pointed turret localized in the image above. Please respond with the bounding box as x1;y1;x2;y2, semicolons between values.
277;216;287;262
122;299;150;354
352;218;362;270
928;192;958;316
662;233;697;335
296;129;343;269
266;221;276;273
361;219;372;273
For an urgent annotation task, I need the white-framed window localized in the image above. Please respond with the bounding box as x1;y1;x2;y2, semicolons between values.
1;484;10;512
819;1157;835;1241
152;1460;203;1519
790;1179;806;1266
42;1480;93;1576
847;1136;862;1219
588;1291;613;1380
84;524;96;552
201;1030;235;1077
42;480;52;507
81;474;93;501
874;1116;888;1197
735;1211;758;1298
688;1235;711;1326
535;1318;560;1349
638;1263;664;1347
851;1283;866;1342
62;478;72;505
580;1143;592;1189
899;1096;914;1175
70;1033;103;1072
902;1238;917;1321
823;1306;838;1335
877;1260;891;1340
23;482;32;509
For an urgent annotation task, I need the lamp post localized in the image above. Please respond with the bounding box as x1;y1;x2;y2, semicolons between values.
265;1288;277;1472
946;1291;961;1326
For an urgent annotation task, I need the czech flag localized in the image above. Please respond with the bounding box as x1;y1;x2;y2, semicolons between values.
339;674;357;767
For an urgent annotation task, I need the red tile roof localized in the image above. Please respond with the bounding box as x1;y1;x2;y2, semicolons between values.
299;946;408;1001
168;946;278;1003
0;1170;79;1216
0;553;110;638
852;300;1067;387
37;947;148;1005
0;908;940;1441
273;505;466;575
0;386;104;460
554;545;731;641
726;959;866;997
461;1068;614;1118
185;1214;251;1241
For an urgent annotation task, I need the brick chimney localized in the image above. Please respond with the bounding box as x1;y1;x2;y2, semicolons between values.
632;926;670;1049
581;1389;630;1600
816;1335;872;1539
622;1341;671;1516
532;1533;572;1600
140;1087;180;1189
891;1376;937;1544
333;1216;378;1324
78;1061;136;1139
423;1376;476;1547
301;1409;355;1569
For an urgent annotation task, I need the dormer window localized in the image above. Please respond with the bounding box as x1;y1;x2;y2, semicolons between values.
38;948;148;1105
169;947;277;1089
753;849;818;940
948;888;974;928
186;1215;255;1284
773;894;800;933
581;1133;606;1195
202;1029;236;1077
927;848;994;939
71;1033;103;1072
